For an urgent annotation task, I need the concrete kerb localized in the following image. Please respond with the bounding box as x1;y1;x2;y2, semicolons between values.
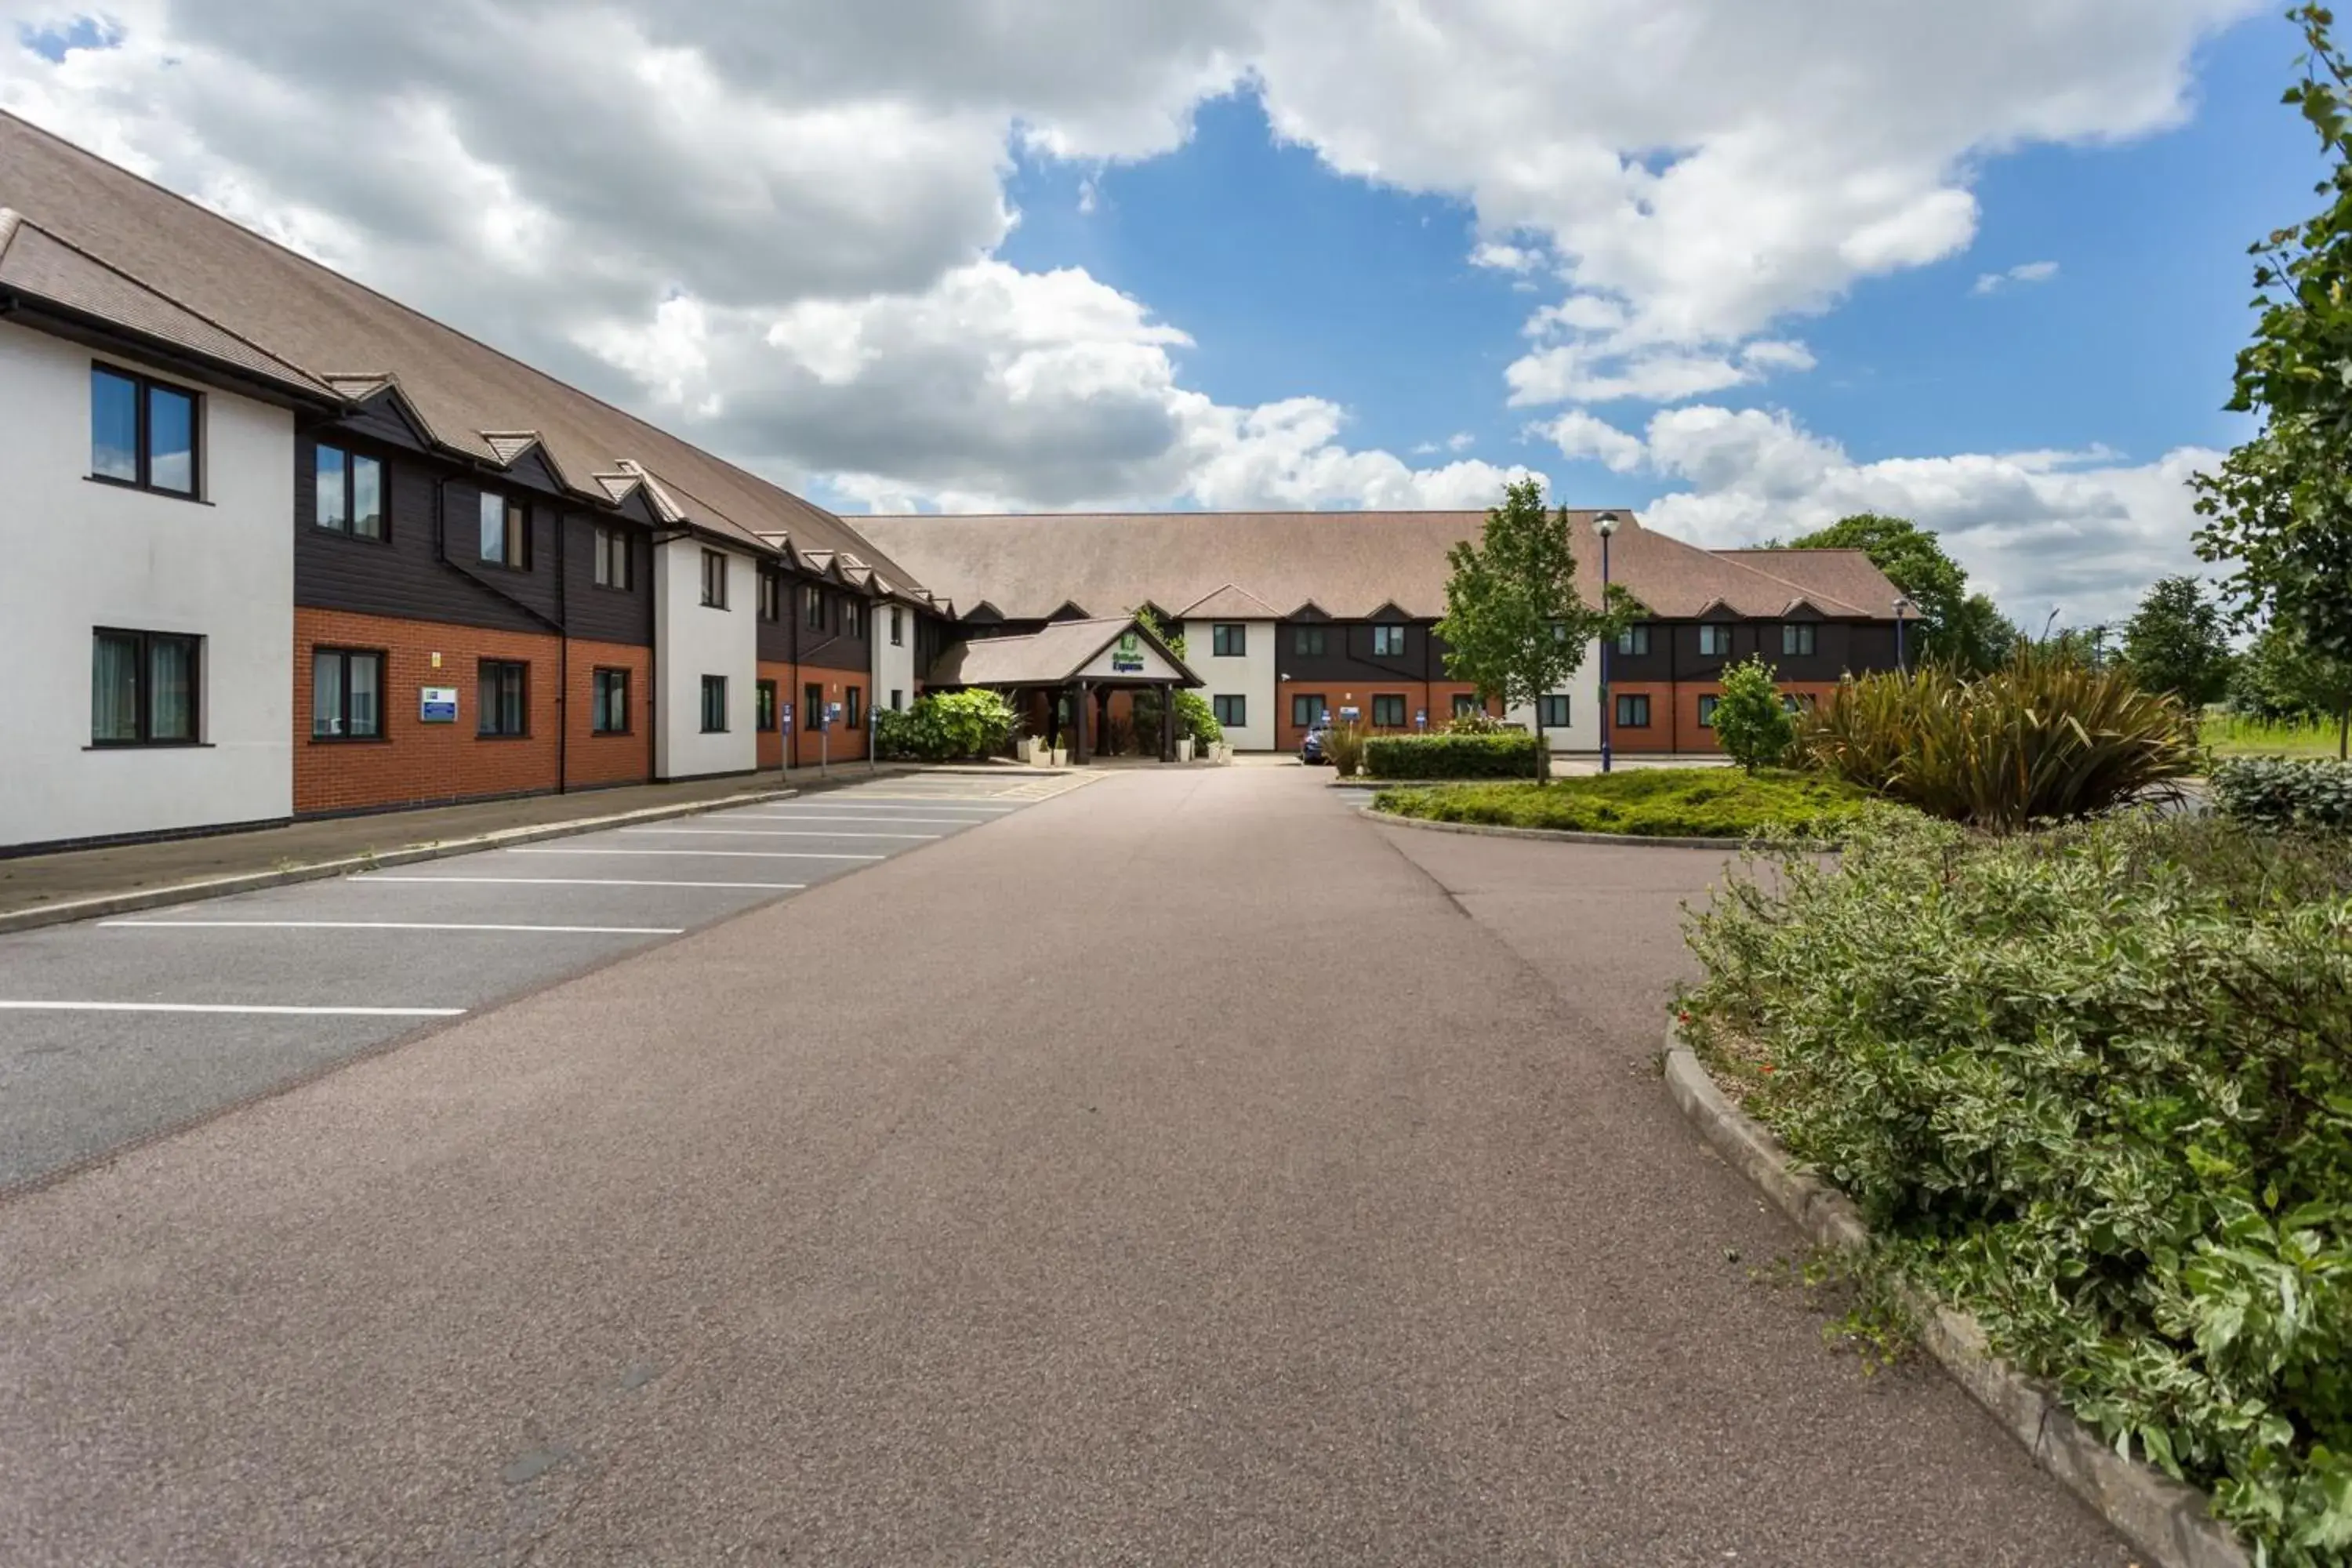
1661;1027;2251;1568
0;786;821;938
1356;805;1751;852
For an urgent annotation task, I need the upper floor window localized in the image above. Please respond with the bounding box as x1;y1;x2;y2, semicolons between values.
1293;626;1327;656
805;586;826;630
1212;623;1247;657
91;365;199;498
1617;623;1651;656
1371;624;1407;658
593;524;633;590
890;606;904;646
1697;623;1733;657
314;444;385;539
842;597;861;638
758;572;782;621
92;628;200;745
700;548;728;608
1781;622;1817;656
478;489;529;568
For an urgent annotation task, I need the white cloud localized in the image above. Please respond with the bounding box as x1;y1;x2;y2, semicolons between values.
1508;338;1817;405
1471;241;1543;274
1541;405;2219;628
1972;259;2063;295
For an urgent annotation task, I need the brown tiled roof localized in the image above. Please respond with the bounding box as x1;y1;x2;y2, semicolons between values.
855;510;1897;622
1714;548;1905;618
0;208;336;401
927;616;1200;687
1177;583;1284;619
0;112;923;586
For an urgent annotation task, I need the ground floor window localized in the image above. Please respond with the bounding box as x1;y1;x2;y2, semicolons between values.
1451;693;1479;718
477;660;528;737
1371;693;1406;728
701;674;728;733
1615;693;1651;728
592;667;630;735
1537;694;1570;728
1781;692;1818;715
92;628;200;745
844;687;862;728
756;679;778;731
1291;693;1327;728
1697;694;1720;728
312;648;383;739
891;688;904;711
1214;694;1247;728
805;682;824;731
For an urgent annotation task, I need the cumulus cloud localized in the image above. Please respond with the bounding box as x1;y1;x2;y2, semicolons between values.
1973;260;2063;295
0;0;2256;513
1540;405;2219;629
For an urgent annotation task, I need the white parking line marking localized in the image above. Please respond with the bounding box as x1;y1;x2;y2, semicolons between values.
100;920;683;935
0;1000;464;1018
504;847;885;861
726;814;996;826
619;827;939;840
352;876;808;890
793;798;1015;809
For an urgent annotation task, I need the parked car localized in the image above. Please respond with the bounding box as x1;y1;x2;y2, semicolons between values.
1300;720;1331;764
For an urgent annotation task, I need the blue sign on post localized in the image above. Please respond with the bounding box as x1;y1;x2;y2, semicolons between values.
825;702;840;729
781;702;794;733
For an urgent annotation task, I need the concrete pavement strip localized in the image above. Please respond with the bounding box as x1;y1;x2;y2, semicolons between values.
1662;1030;2250;1568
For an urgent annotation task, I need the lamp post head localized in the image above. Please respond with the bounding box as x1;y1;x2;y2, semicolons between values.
1592;510;1621;539
1893;595;1913;619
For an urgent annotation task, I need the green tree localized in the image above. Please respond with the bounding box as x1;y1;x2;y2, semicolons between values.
1436;478;1639;773
2234;618;2352;756
1711;656;1796;774
1780;514;2012;673
2194;7;2352;699
2120;575;2234;706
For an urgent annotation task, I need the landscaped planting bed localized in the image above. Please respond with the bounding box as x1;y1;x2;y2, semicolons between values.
1682;811;2352;1563
1372;768;1876;840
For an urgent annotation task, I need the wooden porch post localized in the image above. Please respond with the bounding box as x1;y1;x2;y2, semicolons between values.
1160;682;1176;762
1073;680;1091;764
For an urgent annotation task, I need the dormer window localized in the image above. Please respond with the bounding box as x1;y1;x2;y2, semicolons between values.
315;444;385;539
478;489;528;568
1698;623;1733;656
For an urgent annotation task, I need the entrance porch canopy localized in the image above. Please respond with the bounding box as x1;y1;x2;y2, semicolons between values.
927;615;1202;762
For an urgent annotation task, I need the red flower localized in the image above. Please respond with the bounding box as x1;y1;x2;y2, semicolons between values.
1759;1063;1776;1075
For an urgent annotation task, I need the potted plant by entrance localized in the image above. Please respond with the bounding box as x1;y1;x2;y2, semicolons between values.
1176;735;1196;763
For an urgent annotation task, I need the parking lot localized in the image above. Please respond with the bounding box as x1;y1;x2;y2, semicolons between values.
0;772;1091;1192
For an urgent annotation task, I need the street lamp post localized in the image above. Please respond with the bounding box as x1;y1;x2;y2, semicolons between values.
1594;511;1620;775
1893;595;1913;673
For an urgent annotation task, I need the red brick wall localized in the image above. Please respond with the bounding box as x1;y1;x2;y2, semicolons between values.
293;609;655;815
790;670;869;766
1605;679;1842;754
757;661;793;771
1273;678;1497;752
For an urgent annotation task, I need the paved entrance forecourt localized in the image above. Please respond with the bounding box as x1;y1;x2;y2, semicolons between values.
0;765;2127;1565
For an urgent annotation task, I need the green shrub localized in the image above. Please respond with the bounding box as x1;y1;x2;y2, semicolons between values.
1444;706;1506;735
1321;720;1368;775
1374;768;1875;838
1363;731;1542;779
1801;641;2198;829
1174;689;1223;748
1683;811;2352;1560
1713;655;1797;774
2212;756;2352;831
871;689;1017;761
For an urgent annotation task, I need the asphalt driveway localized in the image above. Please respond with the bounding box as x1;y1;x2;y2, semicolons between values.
0;764;2129;1565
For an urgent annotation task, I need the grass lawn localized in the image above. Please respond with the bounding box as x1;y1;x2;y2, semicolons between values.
2202;710;2349;760
1371;768;1878;839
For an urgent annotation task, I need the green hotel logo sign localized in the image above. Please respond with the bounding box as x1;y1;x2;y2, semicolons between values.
1111;631;1145;673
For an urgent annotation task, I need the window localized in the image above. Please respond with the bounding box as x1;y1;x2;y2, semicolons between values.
804;682;823;731
1212;623;1247;657
758;571;782;621
700;674;729;732
842;598;861;638
891;688;904;711
1293;626;1327;656
1451;693;1479;717
310;648;383;739
891;606;904;646
1548;620;1569;644
1617;623;1651;656
1537;694;1570;729
844;687;862;728
593;525;633;590
1371;694;1406;727
478;490;528;568
805;587;826;630
1371;624;1406;658
1781;622;1817;656
1697;622;1733;657
1782;693;1818;716
1697;694;1720;728
1291;693;1328;728
1616;693;1652;728
756;679;778;731
91;365;200;497
592;668;630;735
700;548;728;608
91;629;200;744
314;444;385;539
1214;694;1247;728
478;660;528;736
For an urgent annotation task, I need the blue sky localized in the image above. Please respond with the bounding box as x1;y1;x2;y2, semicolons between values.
0;0;2312;626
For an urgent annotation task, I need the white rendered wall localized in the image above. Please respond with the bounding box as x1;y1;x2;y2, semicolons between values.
1182;617;1276;750
873;600;917;709
0;322;294;848
654;537;758;778
1503;639;1605;752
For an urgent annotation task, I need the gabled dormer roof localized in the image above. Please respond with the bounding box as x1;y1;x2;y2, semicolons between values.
1176;583;1282;619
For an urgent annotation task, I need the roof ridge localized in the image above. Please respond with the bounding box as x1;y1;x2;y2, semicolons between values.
0;207;22;268
1703;551;1872;616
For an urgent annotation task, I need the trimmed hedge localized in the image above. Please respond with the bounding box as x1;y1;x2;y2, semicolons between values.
1374;769;1875;839
1362;731;1542;779
2211;755;2352;831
